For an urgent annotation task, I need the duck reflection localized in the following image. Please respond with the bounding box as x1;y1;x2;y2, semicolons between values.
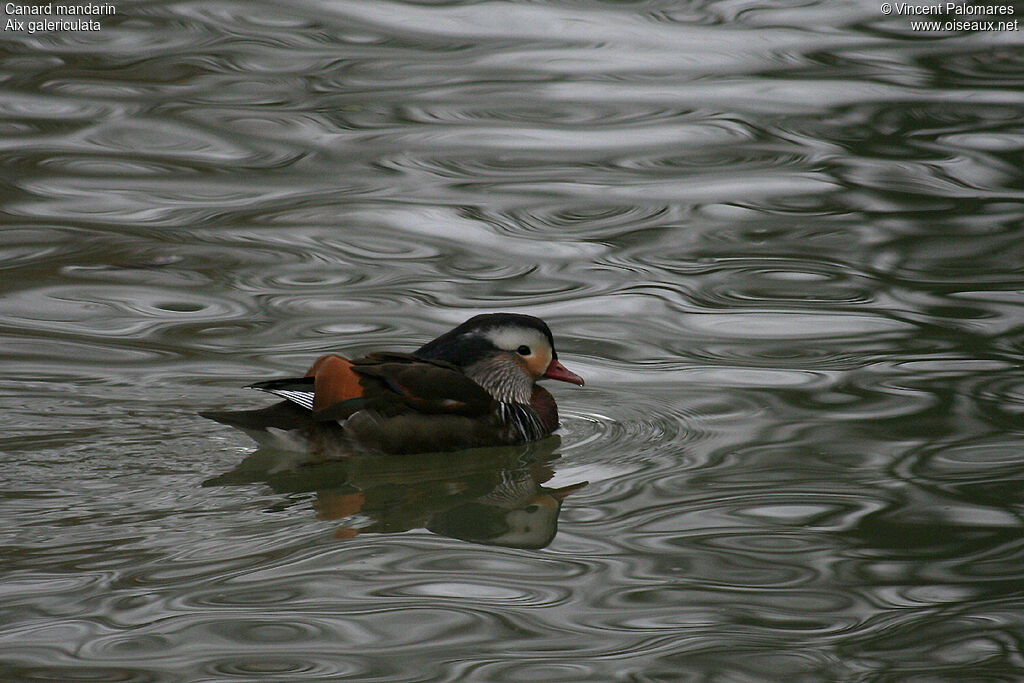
205;439;587;549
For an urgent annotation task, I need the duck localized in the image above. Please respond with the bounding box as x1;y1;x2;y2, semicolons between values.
201;313;583;459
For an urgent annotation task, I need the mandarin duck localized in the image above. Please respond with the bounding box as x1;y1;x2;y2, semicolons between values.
202;313;583;459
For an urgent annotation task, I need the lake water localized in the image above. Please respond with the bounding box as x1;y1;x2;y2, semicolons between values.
3;0;1024;680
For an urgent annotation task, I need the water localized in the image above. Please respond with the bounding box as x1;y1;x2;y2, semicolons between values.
2;0;1024;680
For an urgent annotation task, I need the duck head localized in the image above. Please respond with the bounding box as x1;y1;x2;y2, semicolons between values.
414;313;584;403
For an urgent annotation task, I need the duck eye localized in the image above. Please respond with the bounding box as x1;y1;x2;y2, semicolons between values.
517;345;531;356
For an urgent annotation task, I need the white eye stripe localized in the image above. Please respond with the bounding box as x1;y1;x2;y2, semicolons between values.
483;326;550;354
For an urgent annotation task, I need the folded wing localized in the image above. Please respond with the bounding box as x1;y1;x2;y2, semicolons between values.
249;352;495;422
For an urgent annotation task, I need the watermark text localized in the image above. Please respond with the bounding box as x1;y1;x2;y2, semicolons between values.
4;3;115;33
879;3;1018;30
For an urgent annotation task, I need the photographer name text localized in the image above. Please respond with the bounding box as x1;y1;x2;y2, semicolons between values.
883;3;1013;15
879;2;1019;30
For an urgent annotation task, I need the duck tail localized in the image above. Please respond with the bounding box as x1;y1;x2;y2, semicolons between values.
200;401;313;432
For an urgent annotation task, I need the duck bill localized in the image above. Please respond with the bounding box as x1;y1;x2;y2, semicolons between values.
543;359;584;386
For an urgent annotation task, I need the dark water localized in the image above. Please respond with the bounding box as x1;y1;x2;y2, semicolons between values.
3;0;1024;680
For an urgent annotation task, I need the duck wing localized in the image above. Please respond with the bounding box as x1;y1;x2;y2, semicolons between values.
250;352;496;421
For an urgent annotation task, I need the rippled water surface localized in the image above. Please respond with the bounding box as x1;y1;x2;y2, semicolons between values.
3;0;1024;680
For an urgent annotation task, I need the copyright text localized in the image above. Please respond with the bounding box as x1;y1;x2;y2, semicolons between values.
879;2;1019;30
